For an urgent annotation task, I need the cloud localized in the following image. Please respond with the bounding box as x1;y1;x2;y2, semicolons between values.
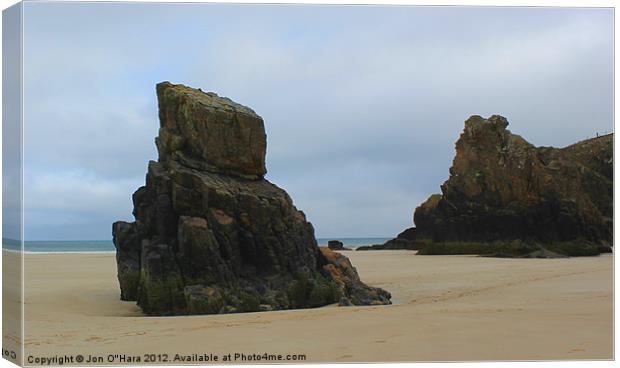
20;3;613;239
23;170;139;240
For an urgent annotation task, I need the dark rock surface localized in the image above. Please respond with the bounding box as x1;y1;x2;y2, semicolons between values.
113;82;391;315
327;240;351;251
356;228;419;251
373;115;613;257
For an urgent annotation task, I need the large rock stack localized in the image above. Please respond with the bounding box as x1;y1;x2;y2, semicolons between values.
113;82;390;315
370;115;613;257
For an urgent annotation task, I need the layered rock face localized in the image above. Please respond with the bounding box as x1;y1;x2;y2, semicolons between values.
113;82;390;315
155;83;266;179
374;115;613;257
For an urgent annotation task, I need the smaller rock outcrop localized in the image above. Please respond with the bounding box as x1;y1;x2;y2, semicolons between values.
356;228;418;251
327;240;351;251
371;115;613;257
320;248;391;306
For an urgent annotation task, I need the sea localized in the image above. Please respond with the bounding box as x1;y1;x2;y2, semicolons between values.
2;237;390;253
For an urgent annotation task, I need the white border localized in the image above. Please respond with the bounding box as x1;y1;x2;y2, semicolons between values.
0;1;616;368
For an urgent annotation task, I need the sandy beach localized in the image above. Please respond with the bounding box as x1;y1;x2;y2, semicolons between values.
3;249;613;364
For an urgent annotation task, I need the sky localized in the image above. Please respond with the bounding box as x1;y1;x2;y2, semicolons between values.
12;3;614;240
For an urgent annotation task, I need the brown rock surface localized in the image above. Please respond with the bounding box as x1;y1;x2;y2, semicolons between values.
375;115;613;257
156;82;267;178
320;248;391;306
